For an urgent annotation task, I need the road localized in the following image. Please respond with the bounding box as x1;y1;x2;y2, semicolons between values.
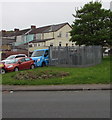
2;90;110;118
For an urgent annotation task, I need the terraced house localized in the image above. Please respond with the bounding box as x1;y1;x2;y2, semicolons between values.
28;22;74;51
1;22;74;53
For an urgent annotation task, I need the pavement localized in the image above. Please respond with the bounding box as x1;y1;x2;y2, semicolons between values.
1;84;111;92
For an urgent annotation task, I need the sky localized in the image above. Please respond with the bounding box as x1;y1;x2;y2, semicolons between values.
0;0;111;31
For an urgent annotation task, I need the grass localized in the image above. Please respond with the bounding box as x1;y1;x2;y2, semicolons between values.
1;57;111;85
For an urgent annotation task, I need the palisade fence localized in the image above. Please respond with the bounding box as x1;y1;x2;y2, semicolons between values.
49;46;102;67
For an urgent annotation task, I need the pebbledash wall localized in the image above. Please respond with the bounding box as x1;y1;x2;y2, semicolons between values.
49;46;102;67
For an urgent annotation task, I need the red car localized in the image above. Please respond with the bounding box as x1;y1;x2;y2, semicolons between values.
0;57;35;74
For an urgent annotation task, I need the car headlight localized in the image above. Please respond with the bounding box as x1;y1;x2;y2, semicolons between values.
37;59;40;62
7;65;14;68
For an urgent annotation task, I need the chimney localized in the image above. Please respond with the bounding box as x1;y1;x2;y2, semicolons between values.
2;30;6;33
14;28;19;32
31;25;36;29
1;30;6;36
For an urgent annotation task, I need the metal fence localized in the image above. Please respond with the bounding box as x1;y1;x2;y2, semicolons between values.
49;46;102;67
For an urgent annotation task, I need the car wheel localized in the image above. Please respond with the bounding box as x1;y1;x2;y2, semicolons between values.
14;67;19;72
0;68;6;74
41;62;46;67
30;64;35;69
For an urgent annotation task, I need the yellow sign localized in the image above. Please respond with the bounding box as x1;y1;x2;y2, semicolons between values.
0;64;4;67
0;45;11;50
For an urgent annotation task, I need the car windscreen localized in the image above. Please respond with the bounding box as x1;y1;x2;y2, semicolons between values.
15;55;25;58
5;59;18;64
6;55;16;60
31;50;44;57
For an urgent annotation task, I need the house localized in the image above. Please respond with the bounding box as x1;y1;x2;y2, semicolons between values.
1;28;32;52
1;22;74;52
1;30;15;51
28;22;74;51
0;29;28;59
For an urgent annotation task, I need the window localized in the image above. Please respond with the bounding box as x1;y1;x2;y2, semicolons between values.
38;44;40;46
20;58;26;62
49;26;53;31
31;50;44;57
57;32;62;37
34;43;37;47
45;50;49;56
66;43;68;46
66;32;68;38
25;58;30;61
15;55;25;58
34;34;36;40
36;34;41;40
59;42;61;46
6;55;16;60
5;59;18;64
50;43;53;46
29;43;33;47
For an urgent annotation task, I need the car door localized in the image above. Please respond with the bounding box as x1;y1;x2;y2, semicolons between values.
25;58;32;69
44;50;49;65
18;58;28;70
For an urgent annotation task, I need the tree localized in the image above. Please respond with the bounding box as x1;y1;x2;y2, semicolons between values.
70;1;112;47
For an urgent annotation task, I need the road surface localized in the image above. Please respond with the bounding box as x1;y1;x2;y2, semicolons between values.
2;90;110;118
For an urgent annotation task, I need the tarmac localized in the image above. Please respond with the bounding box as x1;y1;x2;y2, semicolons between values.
1;84;111;92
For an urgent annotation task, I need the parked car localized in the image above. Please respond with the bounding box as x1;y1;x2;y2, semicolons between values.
0;57;35;74
1;51;28;60
103;48;110;56
31;49;49;67
6;54;27;60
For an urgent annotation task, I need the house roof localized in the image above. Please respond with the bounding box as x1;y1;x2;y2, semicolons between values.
2;29;30;37
1;22;71;37
2;31;14;37
29;22;71;34
14;29;31;36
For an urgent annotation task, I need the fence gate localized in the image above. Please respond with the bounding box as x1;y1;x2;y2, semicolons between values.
49;46;102;67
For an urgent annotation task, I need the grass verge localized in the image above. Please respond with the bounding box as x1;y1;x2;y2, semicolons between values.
1;57;111;85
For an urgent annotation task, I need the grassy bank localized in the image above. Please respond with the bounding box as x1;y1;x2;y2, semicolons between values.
1;57;111;85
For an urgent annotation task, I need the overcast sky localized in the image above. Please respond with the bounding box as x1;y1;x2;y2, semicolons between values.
0;0;111;31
